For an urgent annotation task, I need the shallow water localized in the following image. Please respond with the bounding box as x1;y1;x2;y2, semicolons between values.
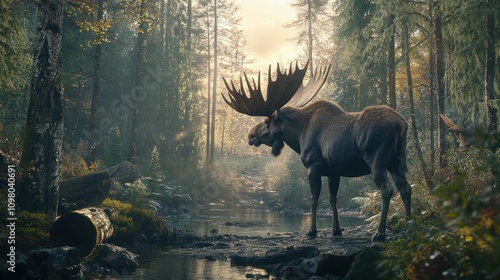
168;204;364;236
90;205;364;280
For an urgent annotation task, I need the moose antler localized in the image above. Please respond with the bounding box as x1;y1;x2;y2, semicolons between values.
222;61;330;116
440;114;473;136
287;63;331;107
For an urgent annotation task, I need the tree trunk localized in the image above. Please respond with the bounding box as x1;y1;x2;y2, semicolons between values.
128;0;147;164
206;4;212;165
403;20;433;189
435;6;447;167
88;0;104;164
307;0;314;76
485;0;497;133
210;0;218;164
387;14;397;109
429;1;436;166
18;0;65;221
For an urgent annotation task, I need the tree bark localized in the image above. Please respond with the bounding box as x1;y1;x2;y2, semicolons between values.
18;0;65;221
485;0;497;133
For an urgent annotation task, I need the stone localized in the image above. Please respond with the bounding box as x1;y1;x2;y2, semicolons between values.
90;244;139;272
231;246;320;270
344;247;387;280
28;246;83;279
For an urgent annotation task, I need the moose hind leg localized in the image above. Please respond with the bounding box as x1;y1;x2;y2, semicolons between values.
372;170;394;242
390;170;412;220
328;176;342;236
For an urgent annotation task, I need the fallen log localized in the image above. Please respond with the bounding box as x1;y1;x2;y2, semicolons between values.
50;207;114;256
58;161;139;212
59;171;111;211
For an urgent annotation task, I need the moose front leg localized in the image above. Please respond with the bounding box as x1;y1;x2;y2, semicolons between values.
307;166;322;237
328;176;342;236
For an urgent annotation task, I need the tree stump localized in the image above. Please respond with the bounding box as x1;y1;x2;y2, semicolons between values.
50;207;113;256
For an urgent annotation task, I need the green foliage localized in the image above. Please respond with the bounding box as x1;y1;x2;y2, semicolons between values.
381;145;500;280
2;211;52;253
443;146;497;190
102;199;167;246
379;210;448;279
147;145;162;177
0;0;31;93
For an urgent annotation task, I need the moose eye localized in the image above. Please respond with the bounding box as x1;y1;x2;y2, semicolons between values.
265;118;273;128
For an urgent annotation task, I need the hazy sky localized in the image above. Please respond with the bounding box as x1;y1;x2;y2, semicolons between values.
235;0;302;72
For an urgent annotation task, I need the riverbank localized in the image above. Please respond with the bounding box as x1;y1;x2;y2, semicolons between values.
172;224;374;261
109;224;383;280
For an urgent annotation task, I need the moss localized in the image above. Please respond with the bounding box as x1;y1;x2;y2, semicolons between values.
102;199;166;246
8;211;51;253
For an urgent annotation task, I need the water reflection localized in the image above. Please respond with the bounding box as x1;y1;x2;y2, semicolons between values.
168;205;363;236
93;253;266;280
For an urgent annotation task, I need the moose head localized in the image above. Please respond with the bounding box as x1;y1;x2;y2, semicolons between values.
222;61;330;156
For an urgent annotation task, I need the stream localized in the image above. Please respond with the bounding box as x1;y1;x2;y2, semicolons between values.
89;205;365;280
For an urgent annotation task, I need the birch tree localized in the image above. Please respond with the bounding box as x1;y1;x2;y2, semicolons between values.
18;0;65;220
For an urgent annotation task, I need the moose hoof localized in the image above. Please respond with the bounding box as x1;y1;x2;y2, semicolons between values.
333;229;343;236
307;230;318;237
371;232;386;242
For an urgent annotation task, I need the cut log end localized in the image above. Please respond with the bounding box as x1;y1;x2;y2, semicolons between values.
50;207;113;256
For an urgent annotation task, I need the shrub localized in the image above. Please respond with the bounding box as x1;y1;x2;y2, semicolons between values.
61;143;102;179
381;143;500;280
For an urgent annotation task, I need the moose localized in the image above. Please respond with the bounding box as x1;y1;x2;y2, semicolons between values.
440;114;485;150
222;61;412;241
